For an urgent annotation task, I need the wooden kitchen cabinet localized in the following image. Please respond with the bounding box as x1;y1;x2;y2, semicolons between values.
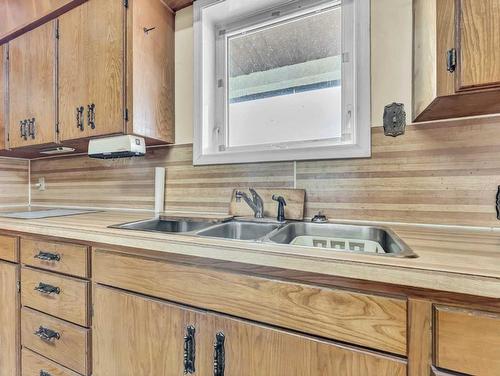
413;0;500;121
0;45;6;150
93;285;207;376
58;0;174;145
0;261;20;376
8;21;57;148
204;313;407;376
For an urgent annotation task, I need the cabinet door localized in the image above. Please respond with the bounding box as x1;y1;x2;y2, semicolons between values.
8;21;57;148
204;314;407;376
458;0;500;90
0;45;6;150
93;285;206;376
58;0;125;142
0;261;19;376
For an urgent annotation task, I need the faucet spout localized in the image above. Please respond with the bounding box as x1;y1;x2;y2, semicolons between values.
235;189;264;218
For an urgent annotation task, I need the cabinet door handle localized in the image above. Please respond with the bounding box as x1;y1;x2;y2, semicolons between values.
87;103;95;129
34;251;61;262
20;120;27;140
34;326;60;342
76;106;84;131
34;282;61;295
40;371;52;376
183;325;196;374
213;332;225;376
29;118;35;139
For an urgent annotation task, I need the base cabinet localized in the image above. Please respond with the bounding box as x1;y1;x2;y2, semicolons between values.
92;285;407;376
0;261;19;376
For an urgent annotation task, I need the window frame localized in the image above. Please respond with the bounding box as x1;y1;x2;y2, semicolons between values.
194;0;371;165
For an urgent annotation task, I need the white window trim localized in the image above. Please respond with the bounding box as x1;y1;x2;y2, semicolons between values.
193;0;371;165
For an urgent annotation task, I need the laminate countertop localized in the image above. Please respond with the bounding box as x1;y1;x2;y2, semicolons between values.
0;208;499;299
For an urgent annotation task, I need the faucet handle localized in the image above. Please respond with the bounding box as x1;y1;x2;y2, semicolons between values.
311;211;328;223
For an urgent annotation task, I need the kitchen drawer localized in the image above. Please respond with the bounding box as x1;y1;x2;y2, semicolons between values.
21;308;90;375
21;238;89;278
21;267;90;326
93;249;407;355
434;305;500;376
22;348;81;376
0;234;18;262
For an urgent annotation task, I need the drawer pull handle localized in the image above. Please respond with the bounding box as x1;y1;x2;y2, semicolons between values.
34;326;60;342
34;251;61;262
213;332;225;376
183;325;196;374
40;371;52;376
34;282;61;295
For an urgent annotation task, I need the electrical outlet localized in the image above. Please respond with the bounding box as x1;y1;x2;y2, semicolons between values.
36;177;46;191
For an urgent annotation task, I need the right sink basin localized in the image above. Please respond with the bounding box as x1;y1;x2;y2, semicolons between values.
266;222;417;258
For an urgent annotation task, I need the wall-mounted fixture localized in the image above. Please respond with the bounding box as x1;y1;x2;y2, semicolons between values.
383;103;406;137
88;135;145;159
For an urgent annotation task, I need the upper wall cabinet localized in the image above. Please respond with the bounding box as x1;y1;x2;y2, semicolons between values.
8;21;58;148
58;0;125;141
58;0;175;145
413;0;500;122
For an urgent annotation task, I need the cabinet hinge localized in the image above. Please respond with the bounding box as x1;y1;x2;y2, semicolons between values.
55;25;60;39
123;0;129;8
90;304;94;318
124;108;129;121
16;281;20;293
56;122;60;134
7;133;9;142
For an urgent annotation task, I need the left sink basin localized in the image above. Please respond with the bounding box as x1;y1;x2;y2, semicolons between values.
195;221;281;241
110;218;216;233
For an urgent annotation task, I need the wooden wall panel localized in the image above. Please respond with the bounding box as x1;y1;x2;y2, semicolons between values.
30;116;500;227
0;158;29;206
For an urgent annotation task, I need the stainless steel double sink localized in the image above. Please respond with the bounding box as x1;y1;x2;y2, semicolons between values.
111;217;417;258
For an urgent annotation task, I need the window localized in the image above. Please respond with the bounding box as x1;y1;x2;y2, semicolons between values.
194;0;370;165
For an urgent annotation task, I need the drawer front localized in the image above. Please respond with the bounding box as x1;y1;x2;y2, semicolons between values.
93;249;407;355
22;348;81;376
435;306;500;376
21;238;89;278
0;234;18;262
21;267;89;326
21;308;90;375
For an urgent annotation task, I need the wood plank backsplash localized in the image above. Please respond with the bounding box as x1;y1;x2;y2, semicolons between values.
0;158;29;206
30;115;500;227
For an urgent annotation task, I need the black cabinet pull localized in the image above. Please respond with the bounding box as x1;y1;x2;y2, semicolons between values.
20;120;28;140
213;332;225;376
34;251;61;262
34;326;60;342
76;106;84;131
183;325;196;374
34;282;61;295
28;118;35;139
87;103;95;129
40;371;52;376
447;48;457;73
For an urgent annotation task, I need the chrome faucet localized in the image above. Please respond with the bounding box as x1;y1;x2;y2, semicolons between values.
235;188;264;218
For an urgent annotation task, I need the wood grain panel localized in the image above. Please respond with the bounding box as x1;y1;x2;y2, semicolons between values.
58;0;124;142
22;348;81;376
21;307;90;375
93;249;408;355
0;158;29;206
458;0;500;89
435;305;500;375
165;0;192;12
30;144;294;211
30;115;500;227
408;299;432;376
93;284;205;376
204;313;407;376
0;46;5;150
0;234;17;262
297;115;500;226
0;0;85;43
129;0;175;143
8;21;57;148
20;238;89;277
0;261;19;376
21;267;89;326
